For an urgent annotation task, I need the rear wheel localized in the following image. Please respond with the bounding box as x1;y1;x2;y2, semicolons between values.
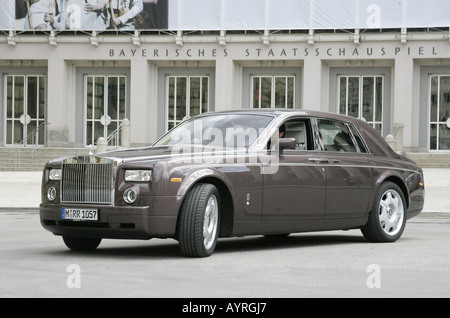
62;236;102;251
361;182;406;242
178;183;220;257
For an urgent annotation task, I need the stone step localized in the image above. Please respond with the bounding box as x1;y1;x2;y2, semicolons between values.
0;147;90;171
406;153;450;168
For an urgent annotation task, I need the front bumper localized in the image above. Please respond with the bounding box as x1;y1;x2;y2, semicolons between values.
40;202;178;240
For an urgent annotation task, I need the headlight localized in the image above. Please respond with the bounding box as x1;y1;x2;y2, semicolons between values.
49;169;62;180
125;170;152;182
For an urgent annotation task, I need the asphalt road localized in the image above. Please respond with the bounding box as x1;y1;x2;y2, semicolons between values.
1;211;449;299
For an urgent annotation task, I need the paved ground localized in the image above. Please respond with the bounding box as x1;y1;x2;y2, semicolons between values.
0;169;449;214
0;212;449;298
0;169;449;300
420;168;450;214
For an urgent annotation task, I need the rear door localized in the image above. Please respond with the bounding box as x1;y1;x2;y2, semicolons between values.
315;118;373;219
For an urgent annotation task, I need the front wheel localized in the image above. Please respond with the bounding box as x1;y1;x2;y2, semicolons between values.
177;183;220;257
62;236;102;251
361;182;406;242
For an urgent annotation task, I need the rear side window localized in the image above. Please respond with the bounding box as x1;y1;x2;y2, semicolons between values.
348;125;369;153
317;119;357;152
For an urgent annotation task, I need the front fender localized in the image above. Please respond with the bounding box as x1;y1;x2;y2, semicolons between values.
151;161;236;206
176;167;234;198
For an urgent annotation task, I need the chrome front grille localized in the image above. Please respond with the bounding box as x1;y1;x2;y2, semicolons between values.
61;159;115;204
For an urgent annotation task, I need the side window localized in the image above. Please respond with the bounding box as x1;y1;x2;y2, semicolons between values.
281;119;313;150
349;125;369;153
317;119;357;152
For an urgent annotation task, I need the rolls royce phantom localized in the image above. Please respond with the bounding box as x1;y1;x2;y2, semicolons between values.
40;110;424;257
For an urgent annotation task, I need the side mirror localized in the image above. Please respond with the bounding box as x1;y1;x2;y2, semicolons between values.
279;138;296;151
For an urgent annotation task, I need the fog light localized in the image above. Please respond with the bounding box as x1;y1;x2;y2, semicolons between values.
47;187;57;201
123;188;137;204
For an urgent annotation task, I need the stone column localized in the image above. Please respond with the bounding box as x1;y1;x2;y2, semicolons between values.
393;56;414;151
215;58;235;111
47;56;70;147
129;58;150;146
302;56;323;111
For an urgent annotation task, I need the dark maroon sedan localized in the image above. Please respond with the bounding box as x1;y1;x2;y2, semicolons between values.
40;110;424;257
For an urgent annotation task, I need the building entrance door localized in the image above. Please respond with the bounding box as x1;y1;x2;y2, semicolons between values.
5;75;46;146
166;75;209;131
337;75;384;135
430;75;450;151
85;75;127;147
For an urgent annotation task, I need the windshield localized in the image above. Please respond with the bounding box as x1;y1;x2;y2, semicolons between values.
154;114;274;148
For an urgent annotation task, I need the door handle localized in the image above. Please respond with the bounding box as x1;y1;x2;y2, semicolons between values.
308;158;329;163
308;158;340;164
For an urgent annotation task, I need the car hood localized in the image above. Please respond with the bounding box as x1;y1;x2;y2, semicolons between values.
81;145;248;165
100;146;177;163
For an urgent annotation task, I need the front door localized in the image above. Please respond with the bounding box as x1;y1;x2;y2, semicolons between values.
5;75;46;146
262;118;326;220
262;153;327;220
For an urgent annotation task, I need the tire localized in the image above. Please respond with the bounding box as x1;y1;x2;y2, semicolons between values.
361;182;406;242
178;183;220;257
62;236;102;251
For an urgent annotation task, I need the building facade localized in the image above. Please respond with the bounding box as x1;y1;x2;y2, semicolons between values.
1;0;450;159
2;28;450;156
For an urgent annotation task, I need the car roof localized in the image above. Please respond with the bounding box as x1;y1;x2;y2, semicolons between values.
201;108;360;124
199;109;399;158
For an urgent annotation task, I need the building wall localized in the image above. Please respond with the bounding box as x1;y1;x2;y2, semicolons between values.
1;31;450;153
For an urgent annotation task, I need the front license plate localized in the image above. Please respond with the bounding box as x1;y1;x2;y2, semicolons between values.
62;208;98;221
